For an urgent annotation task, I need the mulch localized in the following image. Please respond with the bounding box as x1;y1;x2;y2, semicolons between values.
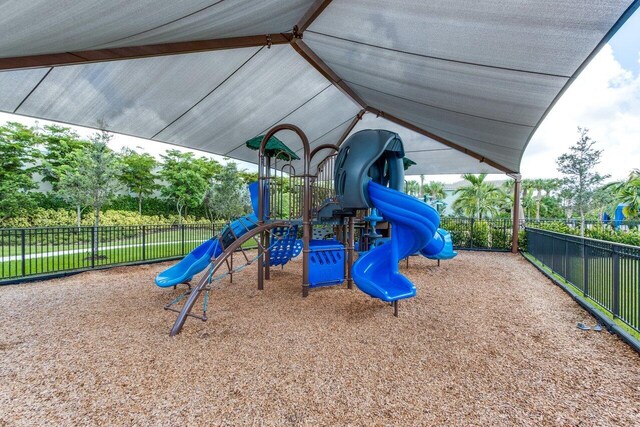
1;251;639;426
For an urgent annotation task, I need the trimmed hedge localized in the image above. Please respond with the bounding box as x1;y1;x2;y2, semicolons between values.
1;208;210;228
529;221;640;247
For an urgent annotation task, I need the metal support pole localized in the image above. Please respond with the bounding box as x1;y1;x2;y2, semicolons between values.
393;300;399;317
258;155;265;291
264;156;271;281
347;216;355;289
511;174;522;253
302;168;311;297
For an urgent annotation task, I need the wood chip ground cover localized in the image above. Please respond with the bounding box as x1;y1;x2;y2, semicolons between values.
1;252;638;426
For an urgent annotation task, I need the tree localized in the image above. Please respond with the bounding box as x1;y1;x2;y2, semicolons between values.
423;181;446;201
423;181;447;213
556;127;608;235
0;123;40;223
56;161;92;227
238;170;259;184
532;178;560;219
204;162;250;221
419;174;425;198
453;173;506;219
57;130;121;242
404;180;420;197
119;148;159;214
160;150;221;223
39;124;90;189
607;169;640;219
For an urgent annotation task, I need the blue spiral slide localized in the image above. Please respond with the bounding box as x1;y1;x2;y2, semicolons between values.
352;181;455;302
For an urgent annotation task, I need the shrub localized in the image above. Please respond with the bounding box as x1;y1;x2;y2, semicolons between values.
527;221;640;248
470;220;489;248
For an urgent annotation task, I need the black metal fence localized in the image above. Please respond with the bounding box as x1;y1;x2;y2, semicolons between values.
440;218;515;251
527;227;640;334
0;223;224;284
1;218;526;284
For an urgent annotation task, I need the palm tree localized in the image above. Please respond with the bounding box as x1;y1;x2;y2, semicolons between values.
452;174;506;219
419;174;425;198
404;180;420;197
608;169;640;218
423;181;447;213
423;181;446;202
531;178;559;219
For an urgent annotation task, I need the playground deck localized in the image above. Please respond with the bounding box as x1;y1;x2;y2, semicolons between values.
1;252;639;425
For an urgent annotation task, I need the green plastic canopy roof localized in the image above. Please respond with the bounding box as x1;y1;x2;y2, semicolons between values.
245;135;300;161
0;0;637;175
402;157;417;171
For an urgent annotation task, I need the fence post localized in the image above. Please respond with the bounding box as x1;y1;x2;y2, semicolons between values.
21;229;26;277
91;226;96;269
583;238;589;297
142;225;146;261
181;224;186;255
612;245;620;318
470;218;474;249
564;235;569;279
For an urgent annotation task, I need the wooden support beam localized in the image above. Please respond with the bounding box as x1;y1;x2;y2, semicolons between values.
0;33;293;70
336;110;365;147
365;106;516;174
291;38;367;109
296;0;333;34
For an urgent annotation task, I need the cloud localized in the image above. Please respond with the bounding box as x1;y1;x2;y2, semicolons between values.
522;44;640;181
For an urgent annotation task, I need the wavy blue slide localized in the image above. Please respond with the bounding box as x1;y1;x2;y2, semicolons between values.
352;182;442;301
155;213;259;288
352;181;457;302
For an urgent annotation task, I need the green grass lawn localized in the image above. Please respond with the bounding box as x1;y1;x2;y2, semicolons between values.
523;252;640;341
1;238;259;282
1;227;216;257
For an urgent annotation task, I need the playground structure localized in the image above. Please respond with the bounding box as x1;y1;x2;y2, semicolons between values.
601;203;639;229
157;124;457;335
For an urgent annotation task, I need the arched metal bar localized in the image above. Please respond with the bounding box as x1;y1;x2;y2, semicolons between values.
309;143;338;163
258;124;311;297
279;163;297;221
169;221;287;336
270;148;294;222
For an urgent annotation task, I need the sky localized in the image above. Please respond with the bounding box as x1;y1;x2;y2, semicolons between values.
1;9;639;185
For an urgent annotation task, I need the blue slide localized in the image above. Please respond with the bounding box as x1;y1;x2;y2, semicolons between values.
352;181;449;302
155;213;259;288
420;228;457;260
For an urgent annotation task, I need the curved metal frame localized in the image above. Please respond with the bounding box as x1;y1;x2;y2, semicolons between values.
280;163;297;221
169;221;287;336
258;124;311;297
309;143;339;164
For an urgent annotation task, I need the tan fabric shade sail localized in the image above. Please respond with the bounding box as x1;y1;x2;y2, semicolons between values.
0;0;637;175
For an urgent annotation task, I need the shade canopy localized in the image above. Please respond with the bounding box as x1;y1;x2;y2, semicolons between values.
0;0;637;175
